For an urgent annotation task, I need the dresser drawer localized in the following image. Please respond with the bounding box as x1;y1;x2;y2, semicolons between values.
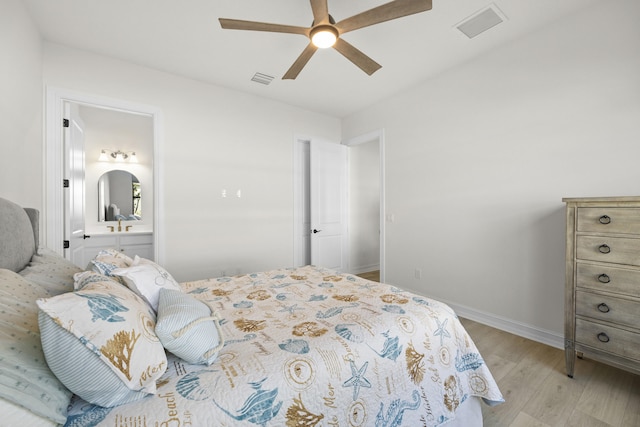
577;208;640;234
576;235;640;267
577;263;640;297
575;318;640;362
576;290;640;329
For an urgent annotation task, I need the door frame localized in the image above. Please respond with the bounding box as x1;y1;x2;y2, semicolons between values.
44;87;165;263
293;130;385;282
343;129;386;283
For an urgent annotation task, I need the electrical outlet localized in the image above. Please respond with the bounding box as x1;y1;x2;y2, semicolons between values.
414;268;422;279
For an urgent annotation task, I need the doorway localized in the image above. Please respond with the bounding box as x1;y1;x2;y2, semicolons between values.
44;88;164;263
293;130;385;281
344;130;385;282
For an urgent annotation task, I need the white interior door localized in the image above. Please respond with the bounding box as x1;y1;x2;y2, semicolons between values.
310;140;348;272
64;103;87;267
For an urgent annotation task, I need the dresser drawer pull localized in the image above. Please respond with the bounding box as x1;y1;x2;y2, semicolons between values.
598;244;611;254
597;332;610;343
597;274;610;283
598;215;612;224
597;303;610;313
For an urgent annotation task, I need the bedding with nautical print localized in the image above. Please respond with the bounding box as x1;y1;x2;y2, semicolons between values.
64;265;503;426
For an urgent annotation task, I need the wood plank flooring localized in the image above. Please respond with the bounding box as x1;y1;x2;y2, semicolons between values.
459;318;640;427
355;270;380;282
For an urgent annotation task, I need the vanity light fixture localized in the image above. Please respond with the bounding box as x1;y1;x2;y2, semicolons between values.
99;149;137;162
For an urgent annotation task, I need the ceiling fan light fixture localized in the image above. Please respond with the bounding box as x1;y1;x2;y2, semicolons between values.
310;25;338;48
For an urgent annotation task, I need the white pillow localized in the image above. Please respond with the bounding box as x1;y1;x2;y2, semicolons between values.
36;277;167;407
111;256;181;311
155;288;224;365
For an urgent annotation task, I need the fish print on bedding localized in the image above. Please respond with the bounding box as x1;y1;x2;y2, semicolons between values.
65;265;503;426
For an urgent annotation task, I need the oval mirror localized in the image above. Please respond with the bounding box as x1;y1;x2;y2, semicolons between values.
98;170;141;222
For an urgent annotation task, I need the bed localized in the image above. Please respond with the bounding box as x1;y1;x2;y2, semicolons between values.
0;196;503;426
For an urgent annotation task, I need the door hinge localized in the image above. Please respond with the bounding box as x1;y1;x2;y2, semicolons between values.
63;240;69;249
63;118;69;128
63;179;69;188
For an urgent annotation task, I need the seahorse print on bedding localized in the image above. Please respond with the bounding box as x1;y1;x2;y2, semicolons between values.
213;378;283;426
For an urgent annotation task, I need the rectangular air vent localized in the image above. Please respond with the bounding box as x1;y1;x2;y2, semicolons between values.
251;72;275;85
456;3;506;39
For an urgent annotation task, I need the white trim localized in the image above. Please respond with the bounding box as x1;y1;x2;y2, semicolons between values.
443;298;564;350
343;129;386;283
44;87;165;264
350;263;381;275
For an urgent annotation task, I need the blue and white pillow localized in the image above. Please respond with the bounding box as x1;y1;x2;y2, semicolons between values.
155;288;224;365
37;277;167;408
85;248;133;286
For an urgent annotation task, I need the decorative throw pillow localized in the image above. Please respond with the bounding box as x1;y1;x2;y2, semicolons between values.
0;269;72;424
36;277;167;408
155;288;224;365
19;247;83;296
85;248;134;286
73;270;121;291
111;256;182;311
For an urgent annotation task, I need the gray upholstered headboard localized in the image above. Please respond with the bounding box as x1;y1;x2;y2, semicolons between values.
0;197;39;272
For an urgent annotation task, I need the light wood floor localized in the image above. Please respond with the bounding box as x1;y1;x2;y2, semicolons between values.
459;318;640;427
356;270;380;282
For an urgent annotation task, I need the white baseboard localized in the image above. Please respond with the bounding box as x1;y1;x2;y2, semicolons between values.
350;264;380;275
440;299;564;350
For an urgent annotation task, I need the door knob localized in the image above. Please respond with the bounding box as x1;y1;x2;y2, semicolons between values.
312;229;322;234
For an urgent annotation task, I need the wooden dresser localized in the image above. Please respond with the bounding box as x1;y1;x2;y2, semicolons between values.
563;197;640;378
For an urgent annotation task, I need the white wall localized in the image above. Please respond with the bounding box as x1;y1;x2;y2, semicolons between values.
0;0;42;209
42;43;341;282
342;0;640;343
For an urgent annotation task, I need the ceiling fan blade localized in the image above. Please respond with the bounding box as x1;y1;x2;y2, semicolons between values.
332;38;381;76
310;0;330;25
336;0;432;34
219;18;309;36
283;43;319;80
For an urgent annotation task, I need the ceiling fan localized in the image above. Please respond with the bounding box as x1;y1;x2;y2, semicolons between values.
219;0;433;80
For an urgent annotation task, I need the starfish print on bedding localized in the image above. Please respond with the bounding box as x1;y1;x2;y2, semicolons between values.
433;317;451;346
279;304;303;314
342;360;372;400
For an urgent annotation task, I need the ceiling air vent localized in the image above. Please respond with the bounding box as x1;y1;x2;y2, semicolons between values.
251;72;275;85
455;3;506;39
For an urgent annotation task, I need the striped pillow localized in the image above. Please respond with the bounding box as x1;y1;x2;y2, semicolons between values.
155;288;224;365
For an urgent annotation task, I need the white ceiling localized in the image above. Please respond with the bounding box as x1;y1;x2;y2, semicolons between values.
25;0;597;118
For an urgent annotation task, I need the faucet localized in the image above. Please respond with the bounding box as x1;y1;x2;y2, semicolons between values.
118;218;122;232
126;225;133;232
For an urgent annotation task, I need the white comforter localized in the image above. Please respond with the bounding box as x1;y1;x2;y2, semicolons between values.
65;265;503;426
